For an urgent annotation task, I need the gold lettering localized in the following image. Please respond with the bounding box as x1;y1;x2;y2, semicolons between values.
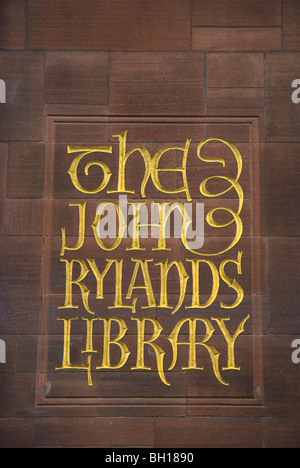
155;259;189;314
58;258;93;315
126;259;156;312
92;201;126;251
152;202;191;251
55;315;249;387
67;146;112;194
56;132;249;389
168;317;228;386
151;140;191;201
82;317;99;354
87;258;115;299
96;318;130;369
212;315;250;370
56;317;93;386
61;202;86;256
186;258;219;309
87;258;136;312
219;251;244;308
108;131;152;197
191;138;244;256
132;317;170;386
126;201;147;251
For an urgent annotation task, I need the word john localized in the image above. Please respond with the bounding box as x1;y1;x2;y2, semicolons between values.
95;195;204;249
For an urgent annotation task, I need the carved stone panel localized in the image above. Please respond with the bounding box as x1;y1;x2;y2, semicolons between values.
36;114;264;414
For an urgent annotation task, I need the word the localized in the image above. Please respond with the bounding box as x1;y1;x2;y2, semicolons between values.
291;79;300;104
67;132;243;202
291;339;300;364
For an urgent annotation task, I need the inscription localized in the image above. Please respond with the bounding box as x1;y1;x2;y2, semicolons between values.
56;132;246;386
37;116;263;408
